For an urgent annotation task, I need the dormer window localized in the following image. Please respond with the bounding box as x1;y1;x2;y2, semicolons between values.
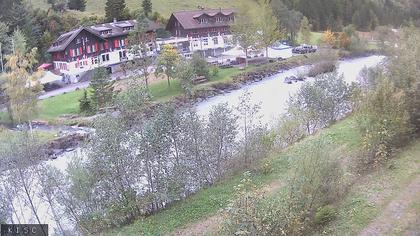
199;18;207;24
76;38;81;44
100;29;112;35
123;26;133;31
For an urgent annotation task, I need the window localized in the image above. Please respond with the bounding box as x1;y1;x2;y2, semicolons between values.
203;38;208;46
193;40;199;47
213;37;218;45
102;54;110;62
76;38;81;44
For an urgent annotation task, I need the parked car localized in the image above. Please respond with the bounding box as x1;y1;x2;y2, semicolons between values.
292;44;317;54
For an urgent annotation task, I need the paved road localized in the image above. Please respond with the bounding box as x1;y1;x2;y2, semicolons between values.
39;81;90;100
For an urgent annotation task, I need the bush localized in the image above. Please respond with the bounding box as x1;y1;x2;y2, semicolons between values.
191;52;210;79
211;65;219;77
307;48;338;77
356;77;411;164
79;89;93;115
314;205;337;225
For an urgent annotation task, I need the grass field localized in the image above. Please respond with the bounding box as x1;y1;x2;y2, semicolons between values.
28;0;258;17
297;31;324;45
37;89;85;120
1;66;245;122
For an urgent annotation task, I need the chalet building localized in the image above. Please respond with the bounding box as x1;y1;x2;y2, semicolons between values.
164;8;236;57
47;19;161;76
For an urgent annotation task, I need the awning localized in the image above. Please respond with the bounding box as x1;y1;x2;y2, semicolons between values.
39;71;63;84
37;63;52;71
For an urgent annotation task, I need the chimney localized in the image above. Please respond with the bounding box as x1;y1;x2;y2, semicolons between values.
113;18;117;23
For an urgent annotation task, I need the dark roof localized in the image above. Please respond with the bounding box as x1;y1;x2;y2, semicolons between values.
168;8;235;30
48;19;162;53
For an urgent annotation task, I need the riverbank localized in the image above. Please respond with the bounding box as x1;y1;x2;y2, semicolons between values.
106;111;420;236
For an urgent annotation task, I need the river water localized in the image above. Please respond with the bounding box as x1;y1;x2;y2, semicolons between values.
6;55;385;235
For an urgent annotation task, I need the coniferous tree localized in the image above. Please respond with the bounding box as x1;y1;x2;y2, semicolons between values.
142;0;152;17
68;0;86;11
105;0;126;21
89;67;114;110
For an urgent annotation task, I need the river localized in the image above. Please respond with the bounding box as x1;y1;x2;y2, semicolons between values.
7;55;385;235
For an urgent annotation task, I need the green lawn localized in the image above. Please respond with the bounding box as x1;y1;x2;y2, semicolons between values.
38;89;84;120
1;66;244;122
0;111;11;125
149;79;183;102
107;116;363;235
298;31;324;45
29;0;257;17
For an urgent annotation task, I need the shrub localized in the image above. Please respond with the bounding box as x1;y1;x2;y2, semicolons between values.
79;89;93;115
314;205;337;225
307;48;338;77
356;78;411;164
211;65;219;77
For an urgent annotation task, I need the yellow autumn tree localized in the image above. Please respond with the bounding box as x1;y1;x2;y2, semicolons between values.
4;29;42;126
322;29;337;47
156;44;180;87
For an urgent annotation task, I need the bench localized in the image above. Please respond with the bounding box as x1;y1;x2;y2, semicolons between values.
192;76;208;85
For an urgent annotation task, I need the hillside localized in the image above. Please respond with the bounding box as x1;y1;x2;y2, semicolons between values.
106;115;420;235
28;0;258;17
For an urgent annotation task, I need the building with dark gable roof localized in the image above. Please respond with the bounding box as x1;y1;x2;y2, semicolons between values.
162;8;235;57
48;19;161;76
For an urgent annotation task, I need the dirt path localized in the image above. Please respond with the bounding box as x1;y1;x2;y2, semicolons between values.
358;175;420;236
171;179;285;236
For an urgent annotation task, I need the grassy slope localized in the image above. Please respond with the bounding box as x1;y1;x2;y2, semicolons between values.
107;117;363;235
109;114;420;236
28;0;258;17
320;139;420;235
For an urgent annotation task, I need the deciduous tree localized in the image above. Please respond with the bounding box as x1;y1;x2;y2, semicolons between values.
299;16;312;44
231;5;259;67
156;44;180;87
3;30;42;125
257;3;283;59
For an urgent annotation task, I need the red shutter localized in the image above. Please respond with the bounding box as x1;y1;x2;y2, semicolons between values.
69;50;73;57
114;40;118;48
79;47;83;54
95;43;99;52
105;41;109;49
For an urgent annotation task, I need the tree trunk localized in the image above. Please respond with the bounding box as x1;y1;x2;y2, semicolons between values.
245;49;248;68
266;46;269;60
18;169;47;236
167;75;171;87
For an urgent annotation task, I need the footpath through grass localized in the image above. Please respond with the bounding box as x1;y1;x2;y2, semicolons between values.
108;117;363;236
319;138;420;235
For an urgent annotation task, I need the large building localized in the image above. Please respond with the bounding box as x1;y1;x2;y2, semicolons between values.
47;19;161;76
163;8;236;57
